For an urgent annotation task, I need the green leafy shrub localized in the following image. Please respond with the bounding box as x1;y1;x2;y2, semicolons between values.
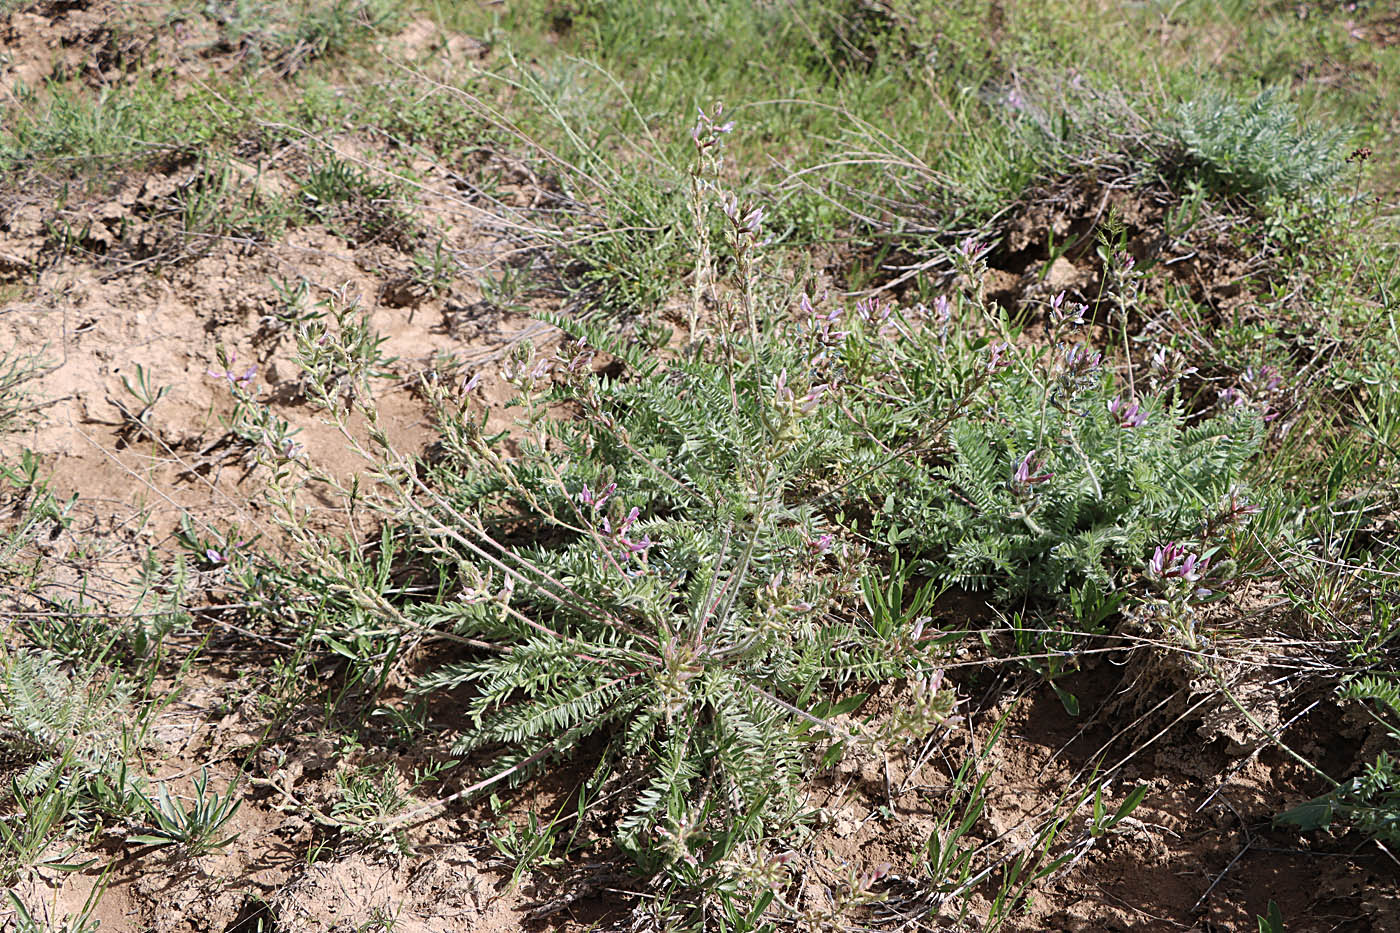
793;285;1262;606
233;112;961;886
407;331;960;866
1168;87;1342;199
226;113;1267;904
909;354;1258;600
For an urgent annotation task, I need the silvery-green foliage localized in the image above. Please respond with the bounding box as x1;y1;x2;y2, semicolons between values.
1169;88;1342;198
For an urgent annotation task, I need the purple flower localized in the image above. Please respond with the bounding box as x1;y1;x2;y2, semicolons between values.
1012;449;1053;487
595;503;652;563
1149;347;1199;380
810;533;834;555
207;352;258;390
691;104;735;149
1147;542;1209;581
986;340;1010;372
958;236;988;261
204;537;246;566
1147;542;1176;578
854;296;893;324
1243;366;1282;393
933;294;951;322
580;482;617;510
1049;292;1087;328
1178;552;1208;581
1060;343;1102;379
1108;396;1148;429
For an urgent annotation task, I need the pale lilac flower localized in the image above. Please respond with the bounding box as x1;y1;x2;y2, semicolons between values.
855;296;893;324
1108;396;1148;429
986;340;1010;372
207;352;258;389
462;371;482;393
933;294;951;322
1149;347;1199;380
1177;552;1208;582
205;538;246;566
1146;542;1178;578
1147;542;1209;581
741;207;764;235
719;193;765;237
1243;365;1282;393
579;482;616;510
1012;449;1053;487
1049;292;1087;328
1059;343;1102;379
720;192;739;223
691;103;735;149
802;292;846;349
958;236;988;261
596;503;650;562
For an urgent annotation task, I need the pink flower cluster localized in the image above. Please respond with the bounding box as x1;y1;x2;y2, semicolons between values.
1147;542;1209;582
774;369;826;414
207;351;257;390
1108;395;1148;429
580;482;651;559
603;506;652;558
1012;449;1053;488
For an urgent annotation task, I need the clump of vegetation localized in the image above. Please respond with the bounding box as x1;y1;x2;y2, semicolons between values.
232;115;968;893
206;109;1277;920
4;0;1400;927
1169;88;1343;199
